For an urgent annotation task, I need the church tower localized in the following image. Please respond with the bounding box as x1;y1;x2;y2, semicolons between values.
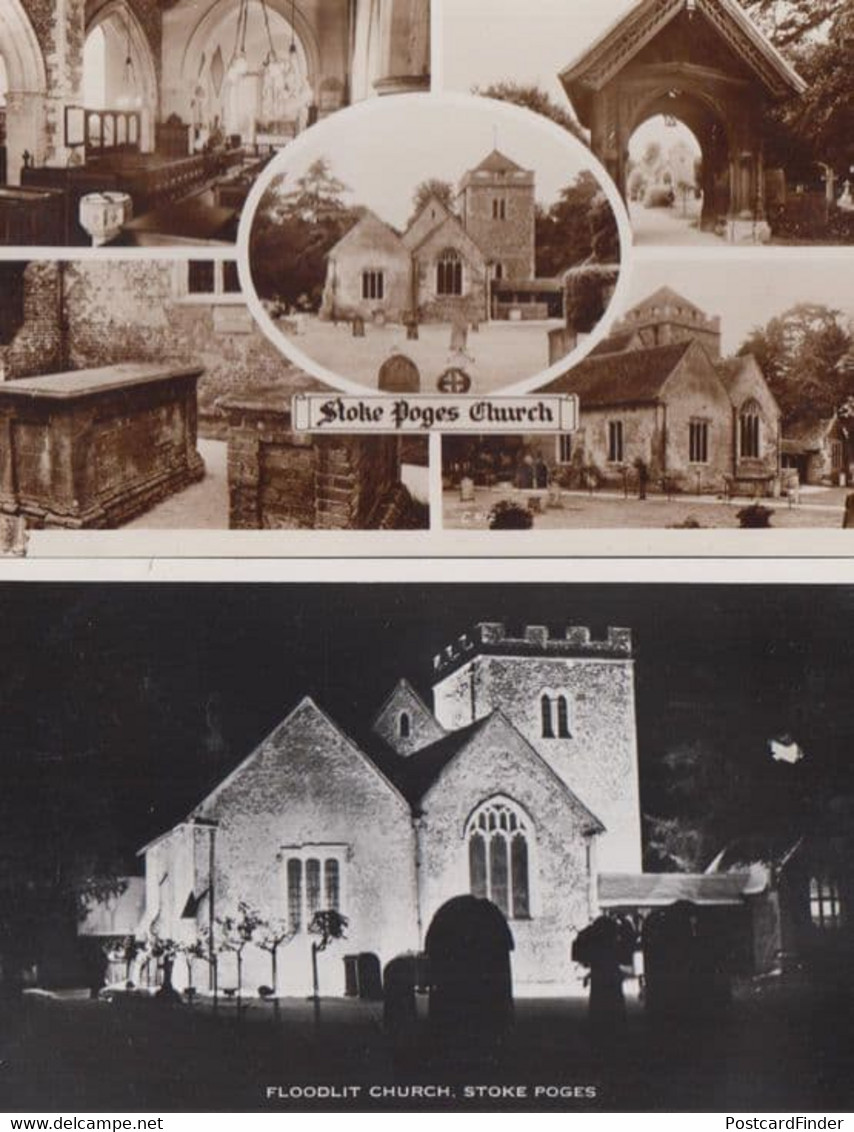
430;622;642;874
615;286;722;359
457;150;536;282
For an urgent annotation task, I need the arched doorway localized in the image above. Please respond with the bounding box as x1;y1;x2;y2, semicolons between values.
626;90;730;234
176;0;318;147
84;3;158;152
0;0;47;185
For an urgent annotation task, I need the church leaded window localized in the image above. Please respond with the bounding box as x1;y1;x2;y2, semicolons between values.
810;876;843;929
466;799;531;920
689;419;709;464
436;248;463;296
285;849;344;933
541;693;571;738
739;401;761;459
492;197;507;220
362;270;384;301
608;420;624;463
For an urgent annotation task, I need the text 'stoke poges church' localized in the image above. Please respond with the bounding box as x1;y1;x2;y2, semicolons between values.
125;622;645;997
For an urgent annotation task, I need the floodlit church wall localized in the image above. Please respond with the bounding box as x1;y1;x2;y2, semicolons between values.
432;647;642;874
191;700;419;996
418;717;595;993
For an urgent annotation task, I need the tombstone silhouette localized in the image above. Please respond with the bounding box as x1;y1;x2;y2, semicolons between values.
356;952;383;1000
378;352;420;393
449;322;468;352
382;954;419;1035
352;316;365;338
425;895;514;1042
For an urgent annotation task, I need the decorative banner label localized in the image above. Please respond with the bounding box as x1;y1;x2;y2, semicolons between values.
292;394;578;434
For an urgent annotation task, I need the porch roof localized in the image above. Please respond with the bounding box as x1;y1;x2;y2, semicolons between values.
599;869;767;907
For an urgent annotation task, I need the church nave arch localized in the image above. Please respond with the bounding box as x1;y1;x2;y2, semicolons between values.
84;0;159;152
0;0;48;185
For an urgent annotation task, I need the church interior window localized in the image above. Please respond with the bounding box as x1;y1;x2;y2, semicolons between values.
739;401;761;459
492;197;507;220
399;711;411;739
437;248;463;296
541;693;571;738
466;799;531;920
285;850;343;932
810;876;843;929
608;420;624;463
362;270;384;301
689;419;709;464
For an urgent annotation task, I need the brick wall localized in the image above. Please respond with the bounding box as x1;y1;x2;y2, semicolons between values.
222;397;403;531
61;260;317;430
0;261;65;379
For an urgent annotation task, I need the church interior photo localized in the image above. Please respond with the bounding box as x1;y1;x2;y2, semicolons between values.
0;0;430;246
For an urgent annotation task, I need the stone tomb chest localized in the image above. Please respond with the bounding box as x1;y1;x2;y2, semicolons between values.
0;362;205;528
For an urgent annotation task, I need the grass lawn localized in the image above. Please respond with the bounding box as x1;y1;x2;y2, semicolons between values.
444;487;847;530
1;977;852;1112
275;317;569;394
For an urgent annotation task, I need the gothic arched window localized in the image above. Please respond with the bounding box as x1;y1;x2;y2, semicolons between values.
466;798;531;919
437;248;463;296
739;400;762;459
399;711;411;739
541;693;571;738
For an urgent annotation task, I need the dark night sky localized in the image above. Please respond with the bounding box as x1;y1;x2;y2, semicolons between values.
1;583;853;869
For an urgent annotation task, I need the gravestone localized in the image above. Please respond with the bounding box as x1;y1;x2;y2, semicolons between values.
352;316;365;338
449;321;468;352
378;352;420;393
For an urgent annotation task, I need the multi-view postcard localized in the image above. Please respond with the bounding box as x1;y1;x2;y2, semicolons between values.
0;0;853;1122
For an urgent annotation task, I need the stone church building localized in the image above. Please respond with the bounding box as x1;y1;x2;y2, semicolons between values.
320;149;562;325
0;0;429;245
132;621;644;998
541;286;782;495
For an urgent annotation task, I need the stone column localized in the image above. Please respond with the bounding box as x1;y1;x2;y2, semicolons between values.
4;90;47;184
372;0;430;95
43;0;85;168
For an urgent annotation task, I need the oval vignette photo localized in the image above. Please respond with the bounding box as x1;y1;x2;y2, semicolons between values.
239;94;631;397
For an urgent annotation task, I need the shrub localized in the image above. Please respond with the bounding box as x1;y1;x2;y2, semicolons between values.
643;185;675;209
736;503;774;528
565;266;620;334
488;500;534;530
669;516;704;529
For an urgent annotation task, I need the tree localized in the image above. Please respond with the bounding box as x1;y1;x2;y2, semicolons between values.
176;935;210;999
217;901;264;1013
536;170;619;275
742;0;854;179
409;179;455;225
255;917;295;1015
148;932;180;1001
276;158;352;224
474;82;585;141
737;303;853;418
249;160;360;308
308;909;348;1017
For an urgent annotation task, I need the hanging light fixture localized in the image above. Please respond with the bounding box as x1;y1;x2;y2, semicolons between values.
116;18;143;109
226;0;250;82
260;0;291;88
289;0;298;55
